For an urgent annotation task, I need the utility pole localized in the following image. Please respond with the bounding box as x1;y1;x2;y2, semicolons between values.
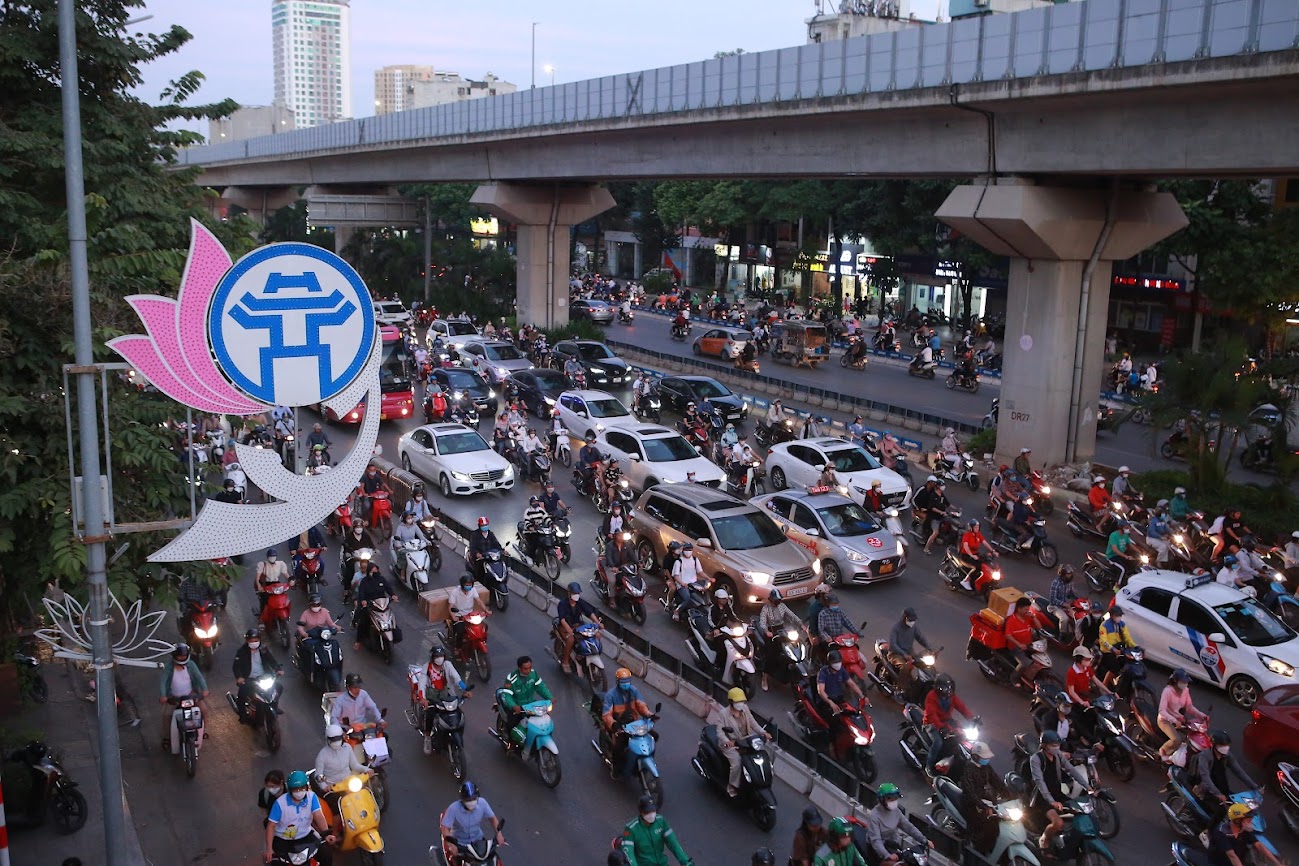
59;1;128;863
423;195;433;303
531;22;538;89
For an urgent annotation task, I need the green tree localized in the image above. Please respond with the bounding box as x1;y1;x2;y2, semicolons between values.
259;199;336;249
0;0;256;621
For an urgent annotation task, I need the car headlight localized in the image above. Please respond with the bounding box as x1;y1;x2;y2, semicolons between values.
745;571;772;586
1260;654;1296;677
846;550;868;563
544;397;556;405
811;559;822;575
452;471;470;481
257;675;275;690
488;389;497;399
503;465;514;477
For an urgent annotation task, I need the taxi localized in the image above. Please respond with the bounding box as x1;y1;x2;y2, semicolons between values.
752;488;905;589
692;326;753;360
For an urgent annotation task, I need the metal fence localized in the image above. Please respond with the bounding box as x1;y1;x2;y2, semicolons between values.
180;0;1298;167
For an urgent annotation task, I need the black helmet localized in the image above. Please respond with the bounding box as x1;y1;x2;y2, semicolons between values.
752;849;776;866
430;644;447;661
935;673;955;696
308;593;323;605
171;643;190;661
903;607;918;621
244;628;259;641
801;806;824;828
638;793;657;814
768;589;782;603
459;573;474;590
344;673;363;688
1040;730;1063;746
827;650;843;665
1210;729;1232;746
1057;564;1075;579
459;780;478;801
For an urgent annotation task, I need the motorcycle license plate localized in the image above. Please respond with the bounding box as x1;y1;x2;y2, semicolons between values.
878;562;894;574
784;586;810;598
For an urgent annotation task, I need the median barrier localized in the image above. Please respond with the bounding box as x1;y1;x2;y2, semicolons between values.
641;662;680;697
609;641;650;679
674;680;714;718
772;749;818;797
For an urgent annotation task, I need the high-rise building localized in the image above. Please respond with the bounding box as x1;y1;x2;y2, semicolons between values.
373;64;434;116
209;105;296;143
272;0;352;128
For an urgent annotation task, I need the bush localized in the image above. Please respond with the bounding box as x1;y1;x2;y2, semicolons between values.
642;272;676;296
966;427;997;456
1133;469;1299;545
537;318;608;346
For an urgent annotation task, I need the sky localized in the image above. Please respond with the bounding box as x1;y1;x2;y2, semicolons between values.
133;0;942;129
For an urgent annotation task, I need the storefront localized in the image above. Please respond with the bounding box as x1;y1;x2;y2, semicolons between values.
892;255;1007;322
1107;273;1201;353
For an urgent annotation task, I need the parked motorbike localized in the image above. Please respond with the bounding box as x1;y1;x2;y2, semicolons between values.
405;666;471;780
166;692;206;778
295;624;345;692
1;741;88;835
489;697;562;787
592;559;648;625
685;615;758;698
226;672;284;752
691;723;778;830
869;643;940;705
589;699;663;805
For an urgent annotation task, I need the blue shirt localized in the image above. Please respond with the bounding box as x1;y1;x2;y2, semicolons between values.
268;792;321;840
1148;513;1170;539
817;665;852;700
603;683;645;714
441;797;497;843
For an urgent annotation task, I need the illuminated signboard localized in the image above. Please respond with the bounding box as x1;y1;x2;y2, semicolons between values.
1112;275;1185;291
470;217;499;236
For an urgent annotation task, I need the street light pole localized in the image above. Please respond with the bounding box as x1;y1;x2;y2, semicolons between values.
58;2;128;865
531;22;537;89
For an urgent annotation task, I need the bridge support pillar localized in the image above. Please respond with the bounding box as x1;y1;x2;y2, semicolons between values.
937;182;1187;468
470;183;616;329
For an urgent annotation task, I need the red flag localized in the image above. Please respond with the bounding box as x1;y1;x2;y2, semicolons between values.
663;250;682;281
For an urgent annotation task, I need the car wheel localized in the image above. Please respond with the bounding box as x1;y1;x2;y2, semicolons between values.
822;560;842;587
1227;674;1262;709
440;474;452;498
692;342;701;355
402;454;413;473
771;466;787;490
637;540;657;575
644;477;659;490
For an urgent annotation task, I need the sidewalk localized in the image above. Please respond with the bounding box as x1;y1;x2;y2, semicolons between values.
6;658;148;866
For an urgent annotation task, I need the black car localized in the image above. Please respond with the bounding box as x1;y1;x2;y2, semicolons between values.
508;368;573;419
655;375;749;424
428;367;498;417
551;340;631;388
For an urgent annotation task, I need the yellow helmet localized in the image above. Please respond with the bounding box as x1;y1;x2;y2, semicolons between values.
727;687;747;704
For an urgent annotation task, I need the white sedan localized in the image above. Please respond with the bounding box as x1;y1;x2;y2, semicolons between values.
398;423;515;498
553;389;636;441
598;424;725;491
766;437;912;509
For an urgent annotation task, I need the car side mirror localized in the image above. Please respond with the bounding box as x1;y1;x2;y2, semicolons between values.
1208;632;1226;643
629;455;641;462
578;411;588;418
695;538;712;549
804;528;820;538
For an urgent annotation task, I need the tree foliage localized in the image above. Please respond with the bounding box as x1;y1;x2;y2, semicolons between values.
0;0;259;623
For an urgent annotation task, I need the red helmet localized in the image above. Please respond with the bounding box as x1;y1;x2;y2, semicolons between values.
477;517;490;528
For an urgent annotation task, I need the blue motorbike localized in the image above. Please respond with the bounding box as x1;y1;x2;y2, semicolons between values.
589;699;664;806
490;696;562;788
1162;774;1278;856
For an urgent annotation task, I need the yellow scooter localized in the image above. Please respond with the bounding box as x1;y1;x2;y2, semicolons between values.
316;772;385;865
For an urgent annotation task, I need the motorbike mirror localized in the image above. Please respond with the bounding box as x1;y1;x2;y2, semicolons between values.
654;702;662;712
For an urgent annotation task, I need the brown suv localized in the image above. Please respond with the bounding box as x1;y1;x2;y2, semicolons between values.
632;484;822;606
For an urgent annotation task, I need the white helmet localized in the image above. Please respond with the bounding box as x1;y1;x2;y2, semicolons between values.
1093;476;1106;485
715;588;731;601
1118;465;1131;474
325;723;344;739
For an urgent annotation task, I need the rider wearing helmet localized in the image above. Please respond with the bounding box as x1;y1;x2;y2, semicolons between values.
921;673;975;775
1193;731;1258;818
447;573;487;651
816;649;867;719
621;793;694;866
468;517;502;577
557;581;603;673
602;668;656;775
863;782;930;866
1046;565;1081;636
1158;668;1208;761
440;780;504;863
886;608;935;697
756;589;803;692
314;722;370;791
521;496;551;564
392;509;424;573
329;673;384;731
497;655;553;733
958;518;995;591
254;547;290;616
707;686;772;797
818;817;867;866
296;592;339;644
158;643;210;750
706;587;737;634
417;644;469;753
233;627;284;718
263;769;335;864
791;806;828;866
1088;476;1113;531
1029;729;1089;851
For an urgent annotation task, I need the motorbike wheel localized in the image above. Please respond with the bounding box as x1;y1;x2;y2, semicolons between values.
277;618;290;650
198;644;214;673
929;805;959;835
641;768;664;807
183;737;198;779
371;773;389;812
265;712;281;752
474;649;492;682
494;589;510;612
429;547;443;573
1162;792;1197;839
448;741;468;781
360;850;384;866
587;663;607;694
945;374;956;389
1036;543;1059;569
734;670;754;701
631;602;647;625
543;551;561;581
967;474;979;491
1159;441;1175;459
751;789;778;832
51;785;89;834
1093;796;1120;839
853;749;878;785
538;749;562;788
382;636;392;666
1104;746;1136;782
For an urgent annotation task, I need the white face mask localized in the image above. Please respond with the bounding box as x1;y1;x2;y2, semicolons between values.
248;642;261;651
830;662;843;672
329;740;343;750
1216;745;1230;756
885;800;900;812
569;594;580;602
642;812;657;824
266;785;282;796
291;790;308;802
462;799;479;812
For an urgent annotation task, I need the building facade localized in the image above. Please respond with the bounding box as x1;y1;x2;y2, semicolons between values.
208;105;296;143
373;64;434;115
408;72;517;109
272;0;352;128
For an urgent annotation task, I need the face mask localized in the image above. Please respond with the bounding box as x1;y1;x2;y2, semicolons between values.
268;555;276;562
291;790;308;802
830;662;843;672
1046;745;1061;755
885;800;900;812
904;619;916;627
266;785;282;796
619;682;632;692
641;812;657;824
462;799;479;812
978;758;991;766
310;605;322;611
732;702;746;712
1216;745;1230;756
248;642;261;651
329;740;343;750
683;553;693;559
569;594;580;602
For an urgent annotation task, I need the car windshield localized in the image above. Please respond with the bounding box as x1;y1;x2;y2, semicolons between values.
1214;598;1295;647
379;341;410;393
587;398;629;418
442;369;486;389
435;432;490;455
710;511;787;550
484;344;524;361
691;379;731;399
826;447;882;473
446;321;478;336
378;302;404;313
577;343;615;360
532;369;569;390
815;502;880;537
642;435;699;462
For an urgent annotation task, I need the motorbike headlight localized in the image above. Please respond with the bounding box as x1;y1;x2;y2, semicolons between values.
963;725;980;741
846;550;868;563
452;471;471;481
836;485;849;496
1260;654;1296;677
854;734;871;745
488;389;497;399
744;571;772;586
812;559;822;575
1274;571;1286;582
1040;485;1050;495
1005;806;1024;822
194;625;217;639
257;675;275;690
347;776;364;793
453;390;464;400
621;532;632;542
991;570;1002;581
886;508;899;518
1173;533;1184;543
786;629;800;642
544;397;556;405
1139;554;1149;564
921;654;936;666
467;614;484;624
618;479;629;489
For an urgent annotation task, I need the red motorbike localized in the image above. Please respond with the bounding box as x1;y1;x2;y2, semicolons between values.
827;631;868;685
259;577;294;650
788;680;878;784
424;391;449;423
451;610;492;683
1025;471;1055;516
185;599;220;671
295;548;325;596
369;490;393;539
683;421;710;453
326;499;353;538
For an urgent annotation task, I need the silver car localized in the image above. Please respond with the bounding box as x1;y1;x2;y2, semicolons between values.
752;489;906;588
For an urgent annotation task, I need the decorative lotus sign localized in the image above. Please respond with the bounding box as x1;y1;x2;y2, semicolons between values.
107;219;380;562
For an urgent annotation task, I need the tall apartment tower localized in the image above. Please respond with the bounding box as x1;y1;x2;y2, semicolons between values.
271;0;352;128
374;65;434;115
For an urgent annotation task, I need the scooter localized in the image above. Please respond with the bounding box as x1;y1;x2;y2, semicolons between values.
982;398;999;430
474;548;511;611
670;323;690;341
926;786;1040;866
314;771;385;865
898;704;980;777
2;740;88;835
295;624;345;692
754;418;797;449
327;500;353;537
589;699;663;805
359;595;398;665
618;308;635;324
752;620;810;690
633;392;662;423
691;723;778;831
685;614;758;697
869;643;940;705
1163;779;1273;852
392;537;434;593
226;671;284;752
183;599;221;671
966;612;1064;695
871;506;910;551
431;817;505;866
933;453;980;491
789;681;878;787
826;628;870;685
592;559;648;625
405;666;472;780
1065;499;1128;542
258;577;294;650
369;490;393;539
937;549;1001;600
1027;594;1092;652
514;520;562;581
526;449;552;484
489;697;562;787
1008;737;1120;841
988;519;1060;569
166;692;206;778
450;610;492;683
295;547;326;597
910;508;964;548
907;357;937;379
1081;550;1150;594
552;618;607;692
223;462;247;500
342;547;376;604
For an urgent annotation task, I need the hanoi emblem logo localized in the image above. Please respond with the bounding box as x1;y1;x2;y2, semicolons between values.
208;243;375;407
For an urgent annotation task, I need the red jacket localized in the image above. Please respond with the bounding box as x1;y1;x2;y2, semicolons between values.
923;689;972;730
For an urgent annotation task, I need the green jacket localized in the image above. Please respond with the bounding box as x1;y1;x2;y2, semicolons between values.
158;659;208;699
813;842;867;866
497;668;553;711
1169;496;1190;520
621;815;691;866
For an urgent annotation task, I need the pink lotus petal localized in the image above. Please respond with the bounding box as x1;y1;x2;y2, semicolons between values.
107;336;251;414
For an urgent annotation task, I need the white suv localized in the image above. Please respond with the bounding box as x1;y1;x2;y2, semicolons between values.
598;425;724;492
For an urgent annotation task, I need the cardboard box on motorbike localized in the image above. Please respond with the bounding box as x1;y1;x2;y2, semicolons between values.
418;584;490;624
988;586;1027;619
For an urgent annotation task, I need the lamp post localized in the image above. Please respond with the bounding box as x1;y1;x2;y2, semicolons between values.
543;64;556;86
58;1;128;863
531;22;538;89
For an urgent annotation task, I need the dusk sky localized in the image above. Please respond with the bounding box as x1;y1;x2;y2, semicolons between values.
133;0;942;132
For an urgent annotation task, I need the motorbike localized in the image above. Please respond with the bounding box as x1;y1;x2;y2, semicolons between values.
869;506;910;551
869;643;940;706
872;331;901;353
1081;550;1150;594
295;547;326;596
670;323;690;342
826;628;870;685
524;449;552;484
937;548;1001;600
342;545;376;602
183;599;221;671
898;704;980;778
223;462;247;501
788;682;880;788
1008;737;1120;841
728;459;767;498
490;697;562;787
1065;499;1135;543
1020;472;1055;516
306;442;330;470
685;615;758;698
988;519;1060;569
327;499;353;538
1163;778;1274;852
227;672;284;752
754;418;797;450
910;507;964;548
473;548;511;611
634;392;662;423
618;309;635;324
966;611;1064;695
549;506;573;563
1277;762;1299;837
933;453;980;491
926;783;1039;866
589;699;663;805
514;520;562;581
1027;595;1094;652
295;624;345;692
449;609;492;682
907;356;938;379
841;343;870;370
314;770;386;866
592;559;648;625
753;621;810;690
946;369;980;393
368;490;393;539
166;692;206;778
405;666;471;780
691;723;778;831
2;741;89;835
258;576;294;650
552;618;607;692
982;398;1000;430
358;595;399;665
432;817;505;866
391;538;433;593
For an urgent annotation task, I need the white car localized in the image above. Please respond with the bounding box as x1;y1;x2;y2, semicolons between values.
398;423;514;498
459;339;533;384
425;318;480;352
1117;569;1299;708
598;424;725;491
373;300;411;327
766;437;912;509
554;390;635;441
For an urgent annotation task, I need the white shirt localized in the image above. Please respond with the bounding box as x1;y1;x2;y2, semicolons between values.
1216;566;1242;587
170;666;193;697
249;650;265;678
520;435;541;455
449;586;480;617
673;554;703;583
1283;541;1299;569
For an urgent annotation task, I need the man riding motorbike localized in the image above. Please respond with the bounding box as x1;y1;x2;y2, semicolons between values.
497;655;553;732
329;672;384;730
557;581;604;674
863;783;931;866
922;673;975;775
468;517;503;583
447;573;488;651
706;687;772;797
756;589;802;692
601;669;657;776
957;519;996;592
960;742;1012;855
254;548;291;617
1029;730;1091;851
886;607;936;695
233;628;283;719
440;781;505;866
816;650;868;721
352;563;396;652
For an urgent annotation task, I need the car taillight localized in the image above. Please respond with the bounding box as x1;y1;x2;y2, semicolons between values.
1250;709;1262;722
